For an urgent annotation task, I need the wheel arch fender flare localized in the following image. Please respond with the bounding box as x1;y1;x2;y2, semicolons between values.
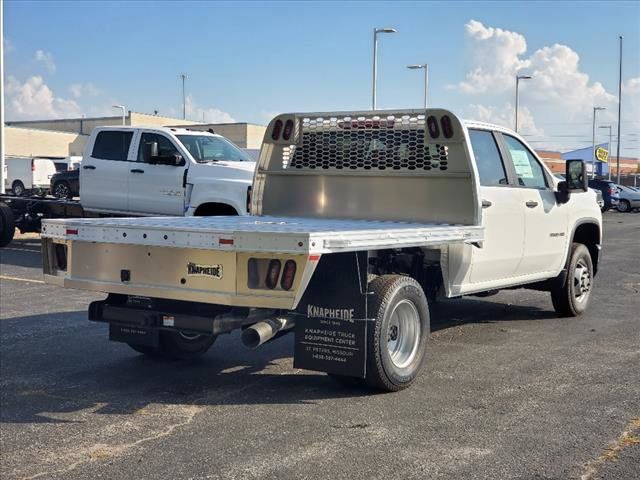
562;218;602;278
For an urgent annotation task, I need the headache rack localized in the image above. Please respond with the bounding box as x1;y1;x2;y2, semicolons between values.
252;108;480;227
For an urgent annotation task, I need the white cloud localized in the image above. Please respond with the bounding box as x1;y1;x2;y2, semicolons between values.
467;103;544;138
184;95;235;123
69;82;102;99
454;20;639;155
34;50;56;73
4;38;14;54
5;75;82;120
456;20;529;94
260;110;280;124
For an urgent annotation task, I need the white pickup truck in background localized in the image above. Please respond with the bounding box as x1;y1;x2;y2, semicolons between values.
0;127;256;247
80;126;256;216
41;109;602;392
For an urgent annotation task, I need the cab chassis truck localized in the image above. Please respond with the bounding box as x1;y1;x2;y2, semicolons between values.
40;109;601;391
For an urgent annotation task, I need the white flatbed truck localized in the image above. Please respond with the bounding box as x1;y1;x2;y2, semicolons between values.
40;109;602;391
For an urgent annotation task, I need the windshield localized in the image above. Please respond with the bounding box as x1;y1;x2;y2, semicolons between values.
176;135;252;163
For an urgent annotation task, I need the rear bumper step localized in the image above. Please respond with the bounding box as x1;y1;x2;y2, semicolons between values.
89;297;271;338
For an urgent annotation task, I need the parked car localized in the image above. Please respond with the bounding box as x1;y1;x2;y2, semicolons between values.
4;156;58;196
556;174;603;209
615;184;640;212
587;179;620;212
50;169;80;199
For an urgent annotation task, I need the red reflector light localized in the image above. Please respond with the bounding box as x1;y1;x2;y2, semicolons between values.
271;119;283;140
219;238;234;245
427;116;440;139
440;115;454;138
66;229;78;235
32;159;36;172
308;254;320;261
283;119;294;141
280;260;297;290
265;259;281;289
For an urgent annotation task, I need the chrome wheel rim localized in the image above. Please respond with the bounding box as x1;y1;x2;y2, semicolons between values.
178;331;202;341
55;183;70;198
573;259;591;303
387;299;421;369
618;201;628;212
13;184;24;196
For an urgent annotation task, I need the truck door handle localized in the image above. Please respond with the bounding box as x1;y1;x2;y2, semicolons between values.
130;169;145;174
481;199;492;208
525;200;538;208
82;165;96;170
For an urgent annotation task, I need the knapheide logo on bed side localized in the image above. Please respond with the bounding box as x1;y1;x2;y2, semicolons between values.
187;262;223;279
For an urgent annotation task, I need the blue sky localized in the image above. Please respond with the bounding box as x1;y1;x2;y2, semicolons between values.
4;1;640;155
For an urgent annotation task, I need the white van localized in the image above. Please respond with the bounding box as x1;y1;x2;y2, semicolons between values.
5;157;58;196
52;156;83;172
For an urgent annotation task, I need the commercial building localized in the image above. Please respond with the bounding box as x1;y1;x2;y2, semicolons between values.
4;111;267;156
5;126;88;157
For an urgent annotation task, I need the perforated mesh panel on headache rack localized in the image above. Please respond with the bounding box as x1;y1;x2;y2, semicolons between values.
283;114;449;172
254;109;480;226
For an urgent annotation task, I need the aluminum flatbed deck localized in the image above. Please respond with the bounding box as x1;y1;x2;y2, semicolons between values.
42;215;483;254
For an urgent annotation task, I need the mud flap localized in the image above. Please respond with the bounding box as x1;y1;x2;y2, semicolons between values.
293;252;369;378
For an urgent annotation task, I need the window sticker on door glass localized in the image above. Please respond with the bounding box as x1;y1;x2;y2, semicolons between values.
511;150;533;178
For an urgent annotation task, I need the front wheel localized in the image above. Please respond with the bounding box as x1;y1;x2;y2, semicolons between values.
551;243;593;317
365;275;430;392
53;181;72;199
617;200;630;213
128;331;216;360
0;203;16;248
160;330;216;360
11;180;26;197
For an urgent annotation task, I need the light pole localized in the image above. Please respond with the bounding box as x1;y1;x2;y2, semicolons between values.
515;74;532;132
599;125;613;180
407;64;429;109
112;105;126;125
591;106;606;178
180;73;189;120
615;35;623;184
371;27;397;110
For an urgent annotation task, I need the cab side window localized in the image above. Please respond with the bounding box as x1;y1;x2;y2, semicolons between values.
468;129;508;187
503;135;547;189
137;133;180;163
92;131;133;161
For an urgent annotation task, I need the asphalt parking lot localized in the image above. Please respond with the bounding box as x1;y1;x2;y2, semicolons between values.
1;212;638;480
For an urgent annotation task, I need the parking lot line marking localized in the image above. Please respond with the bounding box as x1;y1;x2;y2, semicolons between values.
0;275;45;284
580;417;640;480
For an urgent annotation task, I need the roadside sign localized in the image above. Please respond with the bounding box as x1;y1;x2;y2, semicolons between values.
595;147;609;163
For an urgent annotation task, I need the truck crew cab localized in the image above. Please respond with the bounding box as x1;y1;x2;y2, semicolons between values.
0;127;256;247
41;109;602;392
81;126;255;217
